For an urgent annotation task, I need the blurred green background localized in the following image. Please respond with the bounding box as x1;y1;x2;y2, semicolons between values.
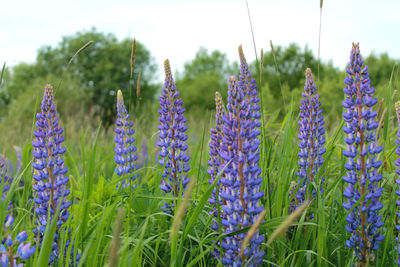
0;28;399;157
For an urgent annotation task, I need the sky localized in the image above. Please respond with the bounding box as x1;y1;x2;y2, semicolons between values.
1;0;399;77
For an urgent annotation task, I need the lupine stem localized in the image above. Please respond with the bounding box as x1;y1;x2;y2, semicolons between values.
356;79;368;266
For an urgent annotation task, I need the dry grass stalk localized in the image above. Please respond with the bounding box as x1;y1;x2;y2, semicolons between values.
240;209;268;259
266;201;310;247
130;39;136;79
67;40;94;67
136;72;142;97
108;208;125;267
169;178;196;241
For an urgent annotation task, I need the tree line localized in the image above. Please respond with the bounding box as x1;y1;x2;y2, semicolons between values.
0;28;398;129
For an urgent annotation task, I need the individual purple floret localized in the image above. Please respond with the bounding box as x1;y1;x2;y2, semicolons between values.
211;46;264;266
32;84;77;264
342;43;384;266
157;60;190;205
114;89;138;189
0;157;36;266
292;68;326;209
394;101;400;265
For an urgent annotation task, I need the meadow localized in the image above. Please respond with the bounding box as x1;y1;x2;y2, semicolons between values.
0;15;400;267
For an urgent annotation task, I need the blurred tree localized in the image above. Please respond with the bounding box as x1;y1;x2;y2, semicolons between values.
176;48;238;110
259;43;320;98
258;43;342;117
6;28;157;127
364;53;399;89
3;63;37;105
0;65;11;111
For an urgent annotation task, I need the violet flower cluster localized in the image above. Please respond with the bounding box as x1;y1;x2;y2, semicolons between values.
210;47;264;266
292;68;326;210
342;43;384;264
157;60;190;206
208;91;226;200
395;101;400;265
208;92;227;245
0;157;35;266
32;84;77;264
114;90;138;189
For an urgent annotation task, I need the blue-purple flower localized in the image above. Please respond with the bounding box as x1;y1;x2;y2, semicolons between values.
342;43;384;264
208;92;226;190
114;90;138;189
32;84;77;264
0;155;11;200
157;60;190;203
210;46;264;266
292;68;326;210
208;92;227;237
0;157;35;266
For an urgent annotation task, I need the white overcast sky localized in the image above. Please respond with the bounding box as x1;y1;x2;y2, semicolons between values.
1;0;399;76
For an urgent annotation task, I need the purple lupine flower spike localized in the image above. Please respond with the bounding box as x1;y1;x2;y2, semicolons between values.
157;59;190;205
212;46;264;266
292;68;326;209
0;156;35;265
208;92;226;186
114;90;138;189
32;84;77;264
208;92;226;233
342;43;384;265
394;101;400;265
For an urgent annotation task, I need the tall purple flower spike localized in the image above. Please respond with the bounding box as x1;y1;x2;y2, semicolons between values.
211;46;264;266
157;60;190;205
114;90;138;189
32;84;79;264
208;92;226;238
394;101;400;265
208;91;226;191
342;43;384;265
292;68;326;210
0;156;35;265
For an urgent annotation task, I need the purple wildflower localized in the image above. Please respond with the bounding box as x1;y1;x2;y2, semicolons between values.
208;92;226;187
32;84;77;264
0;157;35;265
157;60;190;204
212;46;264;266
0;155;11;200
342;43;384;265
292;68;326;209
394;101;400;265
208;92;227;236
114;90;138;189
